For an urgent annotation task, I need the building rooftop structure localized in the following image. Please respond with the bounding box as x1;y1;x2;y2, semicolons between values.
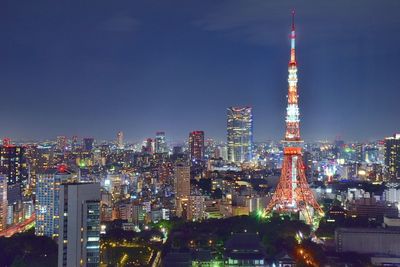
335;227;400;257
224;233;266;262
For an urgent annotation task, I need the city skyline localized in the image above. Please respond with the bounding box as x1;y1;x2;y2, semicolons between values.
1;1;399;142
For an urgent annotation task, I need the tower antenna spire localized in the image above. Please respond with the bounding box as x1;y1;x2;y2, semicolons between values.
292;9;295;31
290;9;296;63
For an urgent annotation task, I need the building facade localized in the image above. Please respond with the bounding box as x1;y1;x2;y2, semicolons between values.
189;131;205;161
174;163;190;218
335;227;400;256
227;107;253;163
155;131;167;153
83;138;94;152
0;142;28;204
187;195;206;221
0;141;28;226
116;131;124;149
58;182;100;267
0;175;7;231
385;134;400;179
35;168;74;238
174;163;190;199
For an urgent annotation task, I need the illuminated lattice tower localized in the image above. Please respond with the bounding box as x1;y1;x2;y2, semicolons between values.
265;11;323;224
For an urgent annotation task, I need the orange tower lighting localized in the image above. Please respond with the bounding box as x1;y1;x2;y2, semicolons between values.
265;10;323;224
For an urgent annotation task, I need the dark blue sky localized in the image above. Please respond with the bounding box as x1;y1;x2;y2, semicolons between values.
0;1;399;142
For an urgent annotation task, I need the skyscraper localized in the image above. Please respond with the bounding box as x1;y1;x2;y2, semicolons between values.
174;162;190;218
58;182;100;267
189;131;205;161
83;138;94;152
0;140;28;221
265;11;323;225
56;136;67;151
155;131;167;153
116;131;124;149
174;163;190;199
227;107;253;163
0;141;28;196
142;138;154;154
71;135;80;151
355;143;364;163
35;166;74;238
385;134;400;179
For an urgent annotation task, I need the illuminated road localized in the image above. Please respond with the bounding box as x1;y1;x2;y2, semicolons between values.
151;251;161;267
0;214;35;237
297;247;318;267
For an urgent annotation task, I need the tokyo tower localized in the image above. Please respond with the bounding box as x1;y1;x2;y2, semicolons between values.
265;11;323;224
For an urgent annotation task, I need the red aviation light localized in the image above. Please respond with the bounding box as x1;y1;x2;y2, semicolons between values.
58;164;68;173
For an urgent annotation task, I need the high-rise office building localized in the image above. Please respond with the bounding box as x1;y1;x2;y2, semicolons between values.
0;175;7;231
56;136;67;151
142;138;154;154
385;134;400;179
116;131;124;149
58;182;100;267
155;131;167;153
174;163;190;199
35;167;74;238
0;141;28;205
227;107;254;163
189;131;205;161
83;138;94;152
174;163;190;219
71;135;80;151
355;143;364;163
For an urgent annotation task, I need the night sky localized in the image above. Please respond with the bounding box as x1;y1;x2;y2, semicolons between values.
0;1;399;143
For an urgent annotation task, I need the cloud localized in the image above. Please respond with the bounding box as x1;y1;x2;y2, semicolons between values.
193;1;297;46
101;16;140;32
194;0;400;46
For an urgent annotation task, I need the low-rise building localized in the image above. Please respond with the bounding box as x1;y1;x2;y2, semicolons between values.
335;227;400;256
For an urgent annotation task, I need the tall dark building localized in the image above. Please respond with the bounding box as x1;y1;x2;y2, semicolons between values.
83;138;94;152
173;146;183;155
385;134;400;179
0;140;28;204
189;131;204;161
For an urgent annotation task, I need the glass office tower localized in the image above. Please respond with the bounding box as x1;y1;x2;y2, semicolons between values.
227;107;253;163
